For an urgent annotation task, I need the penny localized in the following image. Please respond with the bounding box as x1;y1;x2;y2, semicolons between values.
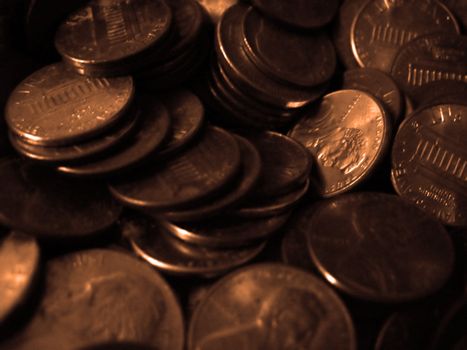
342;68;403;125
0;157;122;240
391;102;467;227
9;104;139;163
188;263;356;350
6;63;134;147
160;135;261;222
109;126;241;210
2;249;184;350
242;8;336;87
160;212;290;248
306;193;455;302
351;0;460;73
55;0;172;69
244;131;311;198
251;0;339;29
57;97;170;176
0;232;39;325
289;89;390;197
124;213;265;277
391;33;467;102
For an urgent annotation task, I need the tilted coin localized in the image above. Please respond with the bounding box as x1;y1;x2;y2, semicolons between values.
242;7;336;87
289;89;390;197
306;193;455;302
351;0;460;72
0;157;122;240
188;263;356;350
124;213;265;277
2;249;184;350
391;33;467;102
251;0;339;29
5;63;134;146
0;232;39;325
109;126;241;210
57;97;170;176
391;102;467;227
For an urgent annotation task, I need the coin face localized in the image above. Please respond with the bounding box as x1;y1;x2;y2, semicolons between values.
3;249;184;350
6;63;134;146
55;0;172;65
306;193;455;302
0;232;39;324
189;263;356;350
390;33;467;101
351;0;460;72
391;103;467;227
289;90;390;197
109;126;241;210
242;8;336;87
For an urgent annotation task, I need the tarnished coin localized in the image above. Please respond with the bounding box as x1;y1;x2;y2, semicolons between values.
160;213;290;248
391;33;467;102
57;97;170;176
306;193;455;302
391;103;467;227
0;232;39;325
160;135;261;222
124;213;265;277
55;0;172;67
351;0;460;73
6;63;134;146
109;126;241;210
188;263;356;350
0;157;122;240
342;68;403;125
289;90;390;197
242;8;336;87
2;249;184;350
251;0;339;29
244;131;311;198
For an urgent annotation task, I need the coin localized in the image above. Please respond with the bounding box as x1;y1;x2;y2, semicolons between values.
0;157;122;240
391;102;467;227
289;89;390;197
411;81;467;110
0;232;39;325
57;97;170;176
124;213;265;277
109;126;241;210
251;0;339;29
351;0;460;72
6;63;134;147
2;249;184;350
342;68;403;125
188;263;356;350
306;193;455;302
160;135;261;222
390;33;467;102
441;0;467;32
242;7;336;87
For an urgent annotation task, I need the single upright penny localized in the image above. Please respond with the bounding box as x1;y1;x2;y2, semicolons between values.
391;102;467;227
289;89;390;197
6;63;134;146
188;263;356;350
306;193;455;302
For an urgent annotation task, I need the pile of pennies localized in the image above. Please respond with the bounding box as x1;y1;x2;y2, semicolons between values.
0;0;466;349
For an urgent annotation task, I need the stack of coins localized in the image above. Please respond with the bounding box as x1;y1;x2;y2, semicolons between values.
0;0;466;350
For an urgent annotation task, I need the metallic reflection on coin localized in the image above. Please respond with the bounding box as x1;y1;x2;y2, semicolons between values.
2;249;184;350
196;0;236;24
306;193;455;302
6;63;134;146
0;232;39;324
391;103;467;227
189;263;356;350
351;0;460;72
289;90;390;197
